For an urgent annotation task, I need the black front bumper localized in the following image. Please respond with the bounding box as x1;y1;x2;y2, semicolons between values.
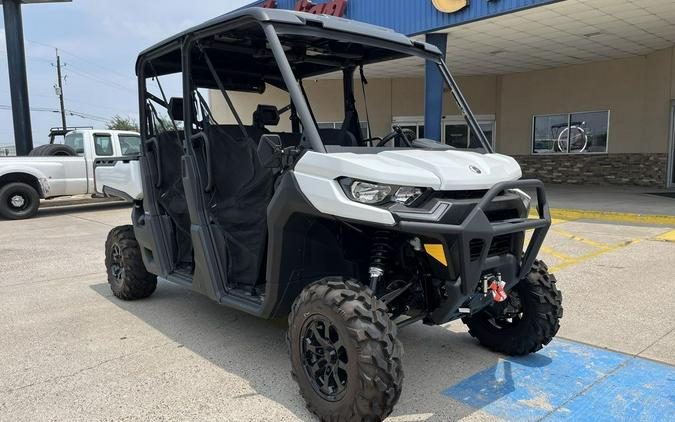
394;179;551;323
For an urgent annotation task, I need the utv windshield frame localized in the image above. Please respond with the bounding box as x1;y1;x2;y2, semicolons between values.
266;23;494;154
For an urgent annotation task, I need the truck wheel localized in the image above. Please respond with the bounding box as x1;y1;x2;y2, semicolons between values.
462;260;563;356
0;182;40;220
287;278;403;422
105;225;157;300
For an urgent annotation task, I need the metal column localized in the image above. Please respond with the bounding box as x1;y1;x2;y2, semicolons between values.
424;33;448;142
2;0;33;155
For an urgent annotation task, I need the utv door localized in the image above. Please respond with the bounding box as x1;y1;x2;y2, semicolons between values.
184;123;273;295
134;51;194;280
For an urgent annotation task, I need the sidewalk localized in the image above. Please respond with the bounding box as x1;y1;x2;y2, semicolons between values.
544;184;675;216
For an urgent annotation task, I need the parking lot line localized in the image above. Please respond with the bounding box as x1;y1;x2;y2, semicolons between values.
549;228;612;250
540;246;575;262
655;229;675;243
441;339;675;422
549;240;641;273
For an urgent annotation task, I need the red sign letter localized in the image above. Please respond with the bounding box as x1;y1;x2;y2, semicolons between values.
261;0;277;8
322;0;346;17
294;0;312;12
293;0;347;16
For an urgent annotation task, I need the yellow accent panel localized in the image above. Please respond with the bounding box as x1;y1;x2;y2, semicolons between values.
432;0;468;13
424;244;447;266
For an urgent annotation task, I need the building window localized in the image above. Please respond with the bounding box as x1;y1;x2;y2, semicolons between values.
317;121;370;138
445;122;494;149
399;124;425;139
394;115;495;149
533;111;609;154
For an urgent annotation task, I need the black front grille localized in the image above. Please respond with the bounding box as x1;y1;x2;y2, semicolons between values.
434;190;489;200
469;239;484;261
489;234;513;257
469;234;513;261
485;208;521;222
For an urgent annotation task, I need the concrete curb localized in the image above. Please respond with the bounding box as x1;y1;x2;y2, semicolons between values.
547;208;675;226
40;197;127;208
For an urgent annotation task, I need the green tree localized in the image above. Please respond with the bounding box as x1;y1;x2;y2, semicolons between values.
106;115;139;132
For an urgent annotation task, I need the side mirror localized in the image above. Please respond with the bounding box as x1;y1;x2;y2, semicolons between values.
257;134;283;170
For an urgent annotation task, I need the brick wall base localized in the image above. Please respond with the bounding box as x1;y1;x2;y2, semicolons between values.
511;153;669;187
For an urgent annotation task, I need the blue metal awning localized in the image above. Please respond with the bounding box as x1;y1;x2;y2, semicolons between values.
245;0;565;36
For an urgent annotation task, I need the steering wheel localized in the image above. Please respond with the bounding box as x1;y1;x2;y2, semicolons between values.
375;126;414;148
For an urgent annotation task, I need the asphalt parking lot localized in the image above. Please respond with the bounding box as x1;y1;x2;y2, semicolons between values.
1;203;674;421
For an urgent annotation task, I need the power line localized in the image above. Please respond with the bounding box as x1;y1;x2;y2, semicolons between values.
65;66;136;94
0;89;138;116
0;105;109;122
0;48;53;65
24;38;136;82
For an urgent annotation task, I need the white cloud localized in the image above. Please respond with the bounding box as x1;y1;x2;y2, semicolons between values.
0;0;253;145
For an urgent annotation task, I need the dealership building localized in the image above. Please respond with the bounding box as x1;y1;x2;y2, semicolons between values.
214;0;675;187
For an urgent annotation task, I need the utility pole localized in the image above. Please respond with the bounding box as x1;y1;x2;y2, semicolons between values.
54;48;67;131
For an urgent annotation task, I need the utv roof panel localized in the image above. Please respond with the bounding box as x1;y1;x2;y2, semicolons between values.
136;7;443;70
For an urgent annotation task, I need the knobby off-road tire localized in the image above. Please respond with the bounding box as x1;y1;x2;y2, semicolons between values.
0;182;40;220
287;278;403;422
462;260;563;355
105;225;157;300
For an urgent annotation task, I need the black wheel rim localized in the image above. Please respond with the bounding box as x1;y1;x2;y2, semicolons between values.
110;244;124;285
7;192;29;212
486;289;524;330
301;316;349;401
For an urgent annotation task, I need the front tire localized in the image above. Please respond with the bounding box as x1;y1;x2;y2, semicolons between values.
0;182;40;220
287;278;403;422
462;260;563;355
105;225;157;300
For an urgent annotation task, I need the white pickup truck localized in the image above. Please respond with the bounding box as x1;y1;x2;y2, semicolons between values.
0;129;141;220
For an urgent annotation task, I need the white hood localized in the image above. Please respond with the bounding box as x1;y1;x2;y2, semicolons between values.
295;149;522;191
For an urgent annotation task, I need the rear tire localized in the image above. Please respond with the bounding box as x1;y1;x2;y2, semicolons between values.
105;225;157;300
287;277;403;422
0;182;40;220
462;260;563;355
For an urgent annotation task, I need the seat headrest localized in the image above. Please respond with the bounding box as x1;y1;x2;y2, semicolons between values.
168;97;184;122
253;105;280;128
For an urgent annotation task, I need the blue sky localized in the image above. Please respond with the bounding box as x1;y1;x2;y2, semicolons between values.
0;0;253;146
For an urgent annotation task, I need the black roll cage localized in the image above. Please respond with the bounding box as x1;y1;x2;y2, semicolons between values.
136;18;493;155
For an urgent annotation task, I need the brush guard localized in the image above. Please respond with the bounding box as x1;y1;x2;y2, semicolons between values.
397;179;550;296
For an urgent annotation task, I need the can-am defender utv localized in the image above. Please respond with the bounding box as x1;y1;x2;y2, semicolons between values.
101;7;562;421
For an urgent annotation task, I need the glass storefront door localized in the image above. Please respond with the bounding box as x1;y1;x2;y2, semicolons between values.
669;102;675;187
443;116;495;150
393;115;495;149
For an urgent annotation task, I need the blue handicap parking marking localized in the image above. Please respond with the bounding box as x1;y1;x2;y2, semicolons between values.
442;339;675;421
547;358;675;421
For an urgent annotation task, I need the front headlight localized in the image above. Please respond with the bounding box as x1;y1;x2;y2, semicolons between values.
350;181;391;204
394;186;425;205
507;188;531;211
341;179;426;206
